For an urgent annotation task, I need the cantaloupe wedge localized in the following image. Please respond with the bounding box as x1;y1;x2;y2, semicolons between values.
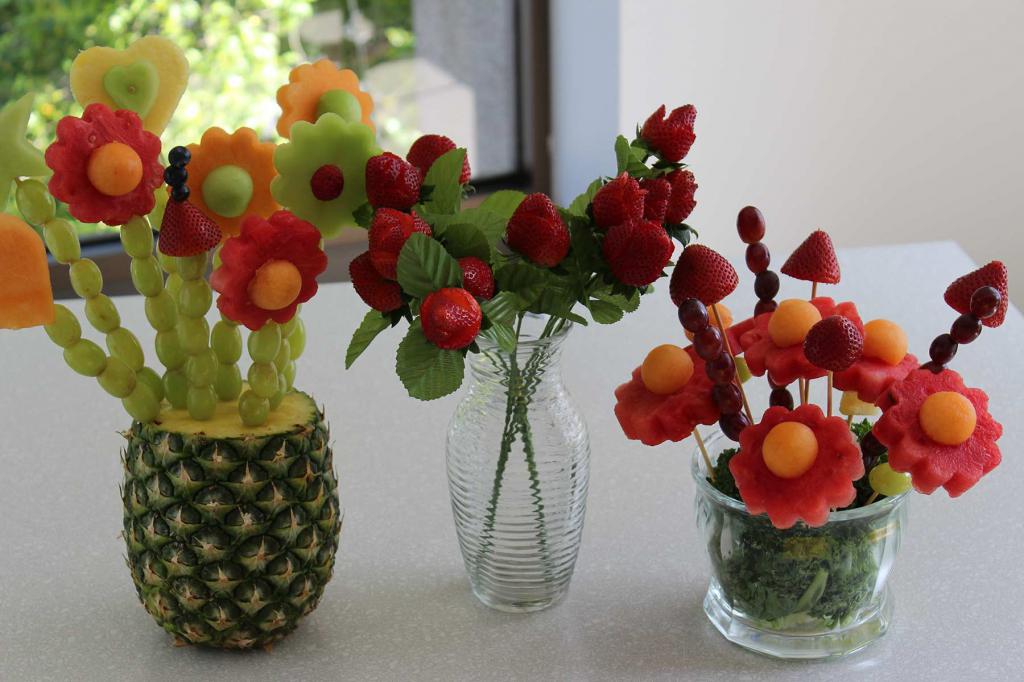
0;213;55;329
70;36;189;135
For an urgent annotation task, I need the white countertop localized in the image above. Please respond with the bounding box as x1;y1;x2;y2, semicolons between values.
1;241;1021;681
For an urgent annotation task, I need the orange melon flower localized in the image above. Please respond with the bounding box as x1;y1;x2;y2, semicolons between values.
276;59;375;138
186;127;279;238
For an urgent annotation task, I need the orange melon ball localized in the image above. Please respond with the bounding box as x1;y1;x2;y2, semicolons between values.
641;344;694;395
768;299;822;347
862;319;908;366
685;303;733;340
248;260;303;311
762;421;819;478
919;391;976;445
86;142;143;196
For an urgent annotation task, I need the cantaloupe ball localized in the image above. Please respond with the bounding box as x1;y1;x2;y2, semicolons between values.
863;319;907;366
762;421;819;478
685;303;732;340
641;344;694;395
248;260;303;311
768;299;821;348
919;391;976;445
87;142;143;196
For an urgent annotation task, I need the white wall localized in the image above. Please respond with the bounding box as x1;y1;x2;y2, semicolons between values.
613;0;1024;302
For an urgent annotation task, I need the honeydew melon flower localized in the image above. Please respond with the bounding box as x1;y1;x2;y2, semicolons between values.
271;113;379;238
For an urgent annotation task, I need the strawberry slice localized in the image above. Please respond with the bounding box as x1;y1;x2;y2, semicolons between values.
669;244;738;307
158;199;222;257
943;260;1008;328
781;230;840;284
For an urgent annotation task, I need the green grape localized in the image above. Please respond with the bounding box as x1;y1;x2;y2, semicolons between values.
247;324;282;363
288;317;306;360
274;340;291;371
247;362;280;399
177;253;208;280
44;304;82;348
211;321;243;363
158;250;178;274
130;256;164;297
214;364;243;401
239;389;269;427
282;361;296;389
135;366;165;403
85;294;121;333
187;349;219;386
42;219;81;264
280;317;297;337
98;356;137;398
119;216;155;258
165;273;183;300
163;369;188;409
15;179;56;225
63;339;107;377
69;259;103;299
212;245;223;269
106;327;144;371
122;383;161;423
155;330;187;369
178;279;212;318
868;463;912;498
177;317;210;355
145;290;177;331
187;385;218;420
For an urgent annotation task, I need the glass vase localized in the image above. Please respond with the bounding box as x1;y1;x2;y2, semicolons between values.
693;430;908;659
446;316;590;612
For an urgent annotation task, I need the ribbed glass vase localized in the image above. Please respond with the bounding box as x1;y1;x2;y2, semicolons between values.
446;316;589;612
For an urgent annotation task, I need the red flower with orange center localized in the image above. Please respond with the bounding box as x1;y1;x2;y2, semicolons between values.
210;210;327;331
45;103;163;226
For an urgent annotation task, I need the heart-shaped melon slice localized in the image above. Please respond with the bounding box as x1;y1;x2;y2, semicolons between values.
70;36;189;135
0;213;55;329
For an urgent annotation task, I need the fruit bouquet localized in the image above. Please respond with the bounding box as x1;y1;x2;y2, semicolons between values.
344;104;700;610
0;38;400;648
614;207;1007;658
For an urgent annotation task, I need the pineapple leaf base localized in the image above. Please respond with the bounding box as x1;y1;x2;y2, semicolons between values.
121;390;341;649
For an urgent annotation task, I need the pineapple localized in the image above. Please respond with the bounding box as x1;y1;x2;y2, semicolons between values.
121;390;341;649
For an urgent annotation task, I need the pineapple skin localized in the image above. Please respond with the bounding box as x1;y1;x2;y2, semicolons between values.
121;392;341;649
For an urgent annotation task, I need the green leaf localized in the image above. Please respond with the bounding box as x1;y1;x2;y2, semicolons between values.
352;202;374;229
592;289;641;314
396;232;462;298
442;222;492;261
614;135;631;174
426;207;507;247
480;291;521;325
422;148;467;214
345;310;391;368
568;178;603;218
494;261;550;306
479;190;526;220
478;322;517;353
587;298;625;324
395;322;466;400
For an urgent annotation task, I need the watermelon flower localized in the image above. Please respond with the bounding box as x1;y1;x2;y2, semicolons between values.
45;103;163;226
729;404;865;528
210;210;327;331
873;368;1002;497
834;353;918;404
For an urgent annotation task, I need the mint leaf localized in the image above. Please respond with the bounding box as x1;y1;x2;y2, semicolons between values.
422;148;467;214
480;290;521;325
395;322;465;400
345;310;391;368
396;232;462;298
587;298;624;324
479;190;526;220
442;222;491;260
478;322;517;353
568;178;603;218
494;261;550;306
592;289;641;313
614;135;631;174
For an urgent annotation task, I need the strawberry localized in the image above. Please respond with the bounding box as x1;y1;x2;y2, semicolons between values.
602;219;673;287
781;230;841;284
365;152;423;210
505;192;570;267
368;208;432;280
944;260;1009;328
669;244;738;307
804;315;864;371
406;134;471;184
639;177;671;223
350;250;403;312
421;287;482;350
640;104;696;163
592;173;646;229
158;199;222;257
664;169;697;224
458;256;495;300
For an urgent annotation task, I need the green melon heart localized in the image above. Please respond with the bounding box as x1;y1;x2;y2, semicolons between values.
103;60;159;117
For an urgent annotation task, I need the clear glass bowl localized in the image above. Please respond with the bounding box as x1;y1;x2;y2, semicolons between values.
692;430;908;659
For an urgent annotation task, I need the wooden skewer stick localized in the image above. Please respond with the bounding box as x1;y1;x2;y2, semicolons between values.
827;371;834;417
866;491;880;506
847;414;854;428
798;378;807;406
694;428;715;482
811;281;818;299
711;303;753;423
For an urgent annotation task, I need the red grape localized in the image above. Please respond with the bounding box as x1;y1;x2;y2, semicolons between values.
928;333;958;366
694;326;723;360
754;270;780;300
677;298;709;333
970;286;1001;319
712;382;742;414
705;352;735;383
736;206;766;244
720;411;751;441
745;242;770;273
769;387;794;409
950;314;982;344
754;299;778;316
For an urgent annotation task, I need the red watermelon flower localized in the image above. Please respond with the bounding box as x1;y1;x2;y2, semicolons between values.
729;404;865;528
834;353;918;404
211;210;327;331
45;103;163;226
873;368;1002;496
